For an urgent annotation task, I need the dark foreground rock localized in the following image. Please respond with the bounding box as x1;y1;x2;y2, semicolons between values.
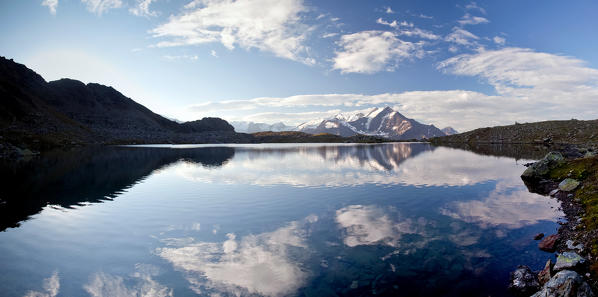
538;260;554;286
509;265;541;296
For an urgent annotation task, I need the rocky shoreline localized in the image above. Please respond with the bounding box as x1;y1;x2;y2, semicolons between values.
509;146;598;297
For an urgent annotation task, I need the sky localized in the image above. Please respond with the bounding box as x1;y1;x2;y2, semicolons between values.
1;0;598;131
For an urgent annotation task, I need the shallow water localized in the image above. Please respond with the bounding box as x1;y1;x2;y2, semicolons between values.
0;143;562;297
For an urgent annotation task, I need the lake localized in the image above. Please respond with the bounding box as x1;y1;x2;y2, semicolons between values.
0;143;562;297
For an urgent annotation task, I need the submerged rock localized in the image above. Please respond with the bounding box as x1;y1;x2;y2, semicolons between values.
522;152;564;180
531;270;594;297
538;260;553;286
509;265;540;296
539;234;560;252
554;252;586;272
534;233;545;240
558;178;580;192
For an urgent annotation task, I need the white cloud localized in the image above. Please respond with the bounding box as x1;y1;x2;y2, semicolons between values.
439;47;598;91
129;0;158;17
187;47;598;131
493;36;506;45
25;271;60;297
458;13;489;26
322;32;338;38
163;54;198;61
377;18;439;40
384;6;394;14
465;1;486;14
376;18;398;29
81;0;122;15
42;0;58;15
151;0;314;65
445;27;479;46
333;30;424;74
210;50;218;57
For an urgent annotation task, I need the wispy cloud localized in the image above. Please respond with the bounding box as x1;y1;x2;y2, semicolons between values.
81;0;122;15
458;13;489;26
465;1;486;14
332;31;424;73
445;27;479;46
42;0;58;15
493;36;506;45
151;0;315;65
129;0;158;17
384;6;394;14
163;54;198;61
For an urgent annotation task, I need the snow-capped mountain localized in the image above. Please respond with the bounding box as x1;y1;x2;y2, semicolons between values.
297;106;447;140
441;127;459;135
231;121;295;133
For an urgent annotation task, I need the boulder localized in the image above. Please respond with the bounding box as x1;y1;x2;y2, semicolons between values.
538;260;553;286
558;179;580;192
531;270;594;297
539;234;560;252
534;233;545;240
522;152;564;180
566;240;584;252
509;265;540;296
554;252;586;272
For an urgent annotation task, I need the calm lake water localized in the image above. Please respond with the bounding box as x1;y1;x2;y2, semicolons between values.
0;143;563;297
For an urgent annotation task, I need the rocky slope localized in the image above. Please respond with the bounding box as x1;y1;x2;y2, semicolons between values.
0;56;253;151
511;148;598;296
297;106;446;140
431;120;598;145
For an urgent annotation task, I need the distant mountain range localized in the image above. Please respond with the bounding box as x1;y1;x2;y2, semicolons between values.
230;121;295;133
296;106;455;140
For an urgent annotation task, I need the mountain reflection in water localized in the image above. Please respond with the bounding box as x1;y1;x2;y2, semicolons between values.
0;143;563;297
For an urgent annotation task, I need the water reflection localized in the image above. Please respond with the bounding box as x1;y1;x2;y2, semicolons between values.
0;143;565;297
0;146;234;230
157;219;311;296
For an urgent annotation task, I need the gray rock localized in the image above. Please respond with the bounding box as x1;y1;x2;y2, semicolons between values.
559;179;580;192
522;152;564;180
531;270;594;297
566;240;584;252
509;265;540;296
550;189;560;196
554;252;586;271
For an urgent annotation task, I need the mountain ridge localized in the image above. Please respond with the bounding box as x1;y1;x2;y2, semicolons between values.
0;56;251;150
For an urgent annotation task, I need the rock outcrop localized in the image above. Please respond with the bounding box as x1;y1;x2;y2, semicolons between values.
509;265;541;296
531;270;594;297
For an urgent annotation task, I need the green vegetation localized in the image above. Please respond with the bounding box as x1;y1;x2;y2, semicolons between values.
546;156;598;276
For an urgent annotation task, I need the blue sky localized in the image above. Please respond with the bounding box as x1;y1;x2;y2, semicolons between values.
1;0;598;130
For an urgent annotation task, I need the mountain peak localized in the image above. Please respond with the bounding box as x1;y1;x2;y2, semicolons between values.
297;106;446;140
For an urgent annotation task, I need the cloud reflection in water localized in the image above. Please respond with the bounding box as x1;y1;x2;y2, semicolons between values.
157;220;310;297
